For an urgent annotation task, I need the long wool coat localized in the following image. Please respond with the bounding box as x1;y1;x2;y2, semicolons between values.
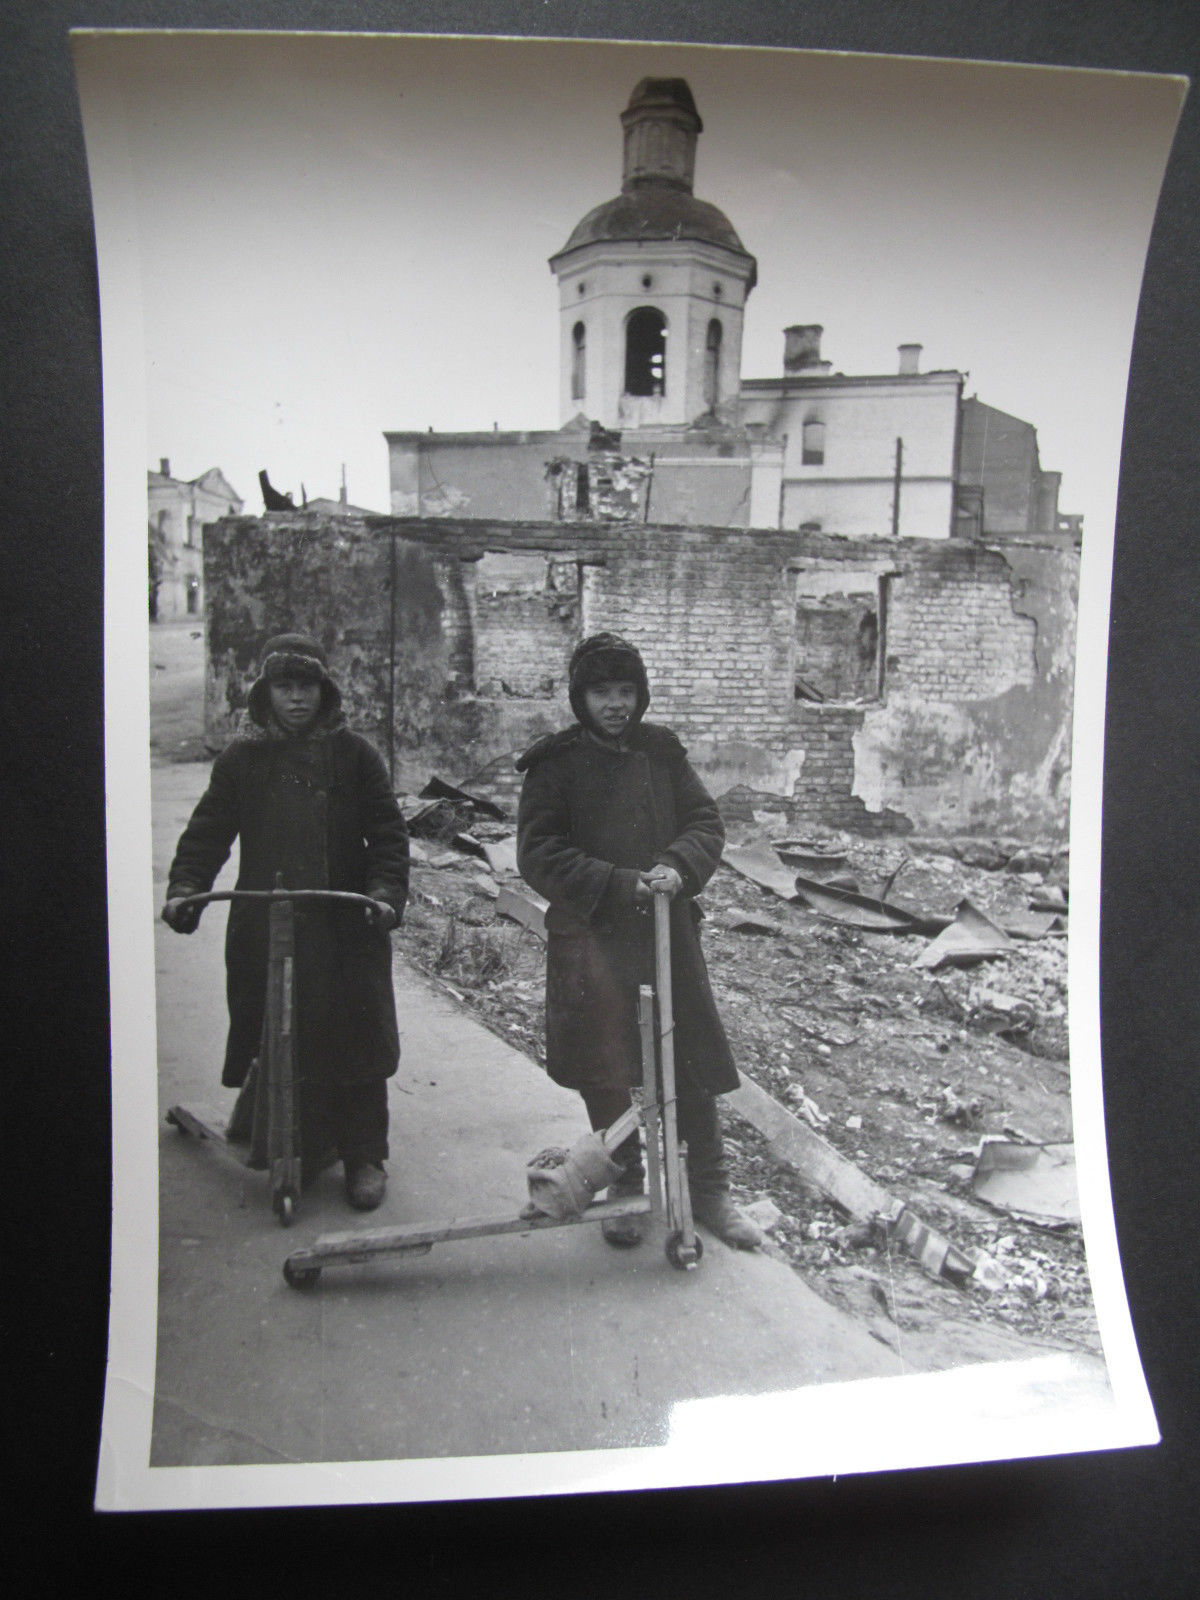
167;712;409;1090
516;721;738;1097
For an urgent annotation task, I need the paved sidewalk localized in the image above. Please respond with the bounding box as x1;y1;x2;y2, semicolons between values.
150;763;901;1468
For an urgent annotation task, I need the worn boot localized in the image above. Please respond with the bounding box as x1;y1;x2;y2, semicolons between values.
345;1160;387;1211
601;1148;646;1248
690;1190;763;1250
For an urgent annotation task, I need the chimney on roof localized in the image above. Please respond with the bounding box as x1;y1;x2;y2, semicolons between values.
898;343;923;375
159;457;170;477
783;325;824;374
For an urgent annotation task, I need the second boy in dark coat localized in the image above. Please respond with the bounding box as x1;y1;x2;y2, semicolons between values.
516;633;761;1249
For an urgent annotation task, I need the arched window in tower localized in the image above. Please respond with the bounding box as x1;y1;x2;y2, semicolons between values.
624;307;667;397
704;318;723;410
571;321;587;402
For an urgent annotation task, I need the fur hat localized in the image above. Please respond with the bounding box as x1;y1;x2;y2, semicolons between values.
246;632;342;726
568;632;651;728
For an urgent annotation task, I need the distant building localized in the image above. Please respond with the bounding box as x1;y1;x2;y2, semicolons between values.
387;78;1080;543
148;460;243;619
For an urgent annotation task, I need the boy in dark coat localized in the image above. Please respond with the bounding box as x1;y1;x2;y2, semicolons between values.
162;633;409;1211
516;633;762;1249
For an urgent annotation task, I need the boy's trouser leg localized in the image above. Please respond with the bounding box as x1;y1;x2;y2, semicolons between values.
675;1077;728;1197
579;1085;643;1187
327;1079;390;1168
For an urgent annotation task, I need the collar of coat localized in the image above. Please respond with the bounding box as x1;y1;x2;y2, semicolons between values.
515;720;686;773
233;708;347;743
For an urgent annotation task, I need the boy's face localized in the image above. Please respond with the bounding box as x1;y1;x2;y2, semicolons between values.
583;678;639;739
269;675;323;735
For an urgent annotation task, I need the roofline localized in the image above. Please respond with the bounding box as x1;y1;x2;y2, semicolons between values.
549;234;757;289
742;371;964;392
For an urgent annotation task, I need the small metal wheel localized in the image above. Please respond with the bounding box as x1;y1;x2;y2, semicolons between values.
166;1109;187;1135
275;1192;296;1227
283;1259;321;1290
666;1231;703;1270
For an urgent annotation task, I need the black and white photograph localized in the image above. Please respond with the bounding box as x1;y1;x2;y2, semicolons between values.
75;29;1184;1509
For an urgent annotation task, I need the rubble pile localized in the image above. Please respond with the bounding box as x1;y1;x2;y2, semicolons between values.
397;785;1097;1366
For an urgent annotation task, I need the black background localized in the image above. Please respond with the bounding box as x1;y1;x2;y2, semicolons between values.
5;3;1198;1594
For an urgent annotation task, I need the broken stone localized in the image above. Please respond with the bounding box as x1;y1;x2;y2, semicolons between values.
743;1198;784;1232
845;1113;863;1131
955;838;1009;870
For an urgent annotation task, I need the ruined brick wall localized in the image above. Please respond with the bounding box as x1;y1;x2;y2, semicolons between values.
887;543;1038;701
205;513;1076;839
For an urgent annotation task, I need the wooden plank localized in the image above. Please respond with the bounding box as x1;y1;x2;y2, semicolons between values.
285;1196;653;1269
726;1074;893;1219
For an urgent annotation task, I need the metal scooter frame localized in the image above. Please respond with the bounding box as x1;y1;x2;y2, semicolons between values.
282;889;701;1287
164;883;384;1227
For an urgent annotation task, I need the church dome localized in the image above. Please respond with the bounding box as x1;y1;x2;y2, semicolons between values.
555;188;754;265
550;78;757;287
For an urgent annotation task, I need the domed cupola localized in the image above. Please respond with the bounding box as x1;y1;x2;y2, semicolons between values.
550;79;757;430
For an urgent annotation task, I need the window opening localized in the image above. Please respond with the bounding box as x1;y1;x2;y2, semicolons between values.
571;321;587;402
704;318;723;410
793;573;888;704
625;307;667;397
802;418;825;466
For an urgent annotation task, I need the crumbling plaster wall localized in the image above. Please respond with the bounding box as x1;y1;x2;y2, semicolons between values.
204;514;1076;838
851;539;1077;835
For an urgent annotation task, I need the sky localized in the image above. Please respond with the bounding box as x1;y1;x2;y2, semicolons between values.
85;31;1183;531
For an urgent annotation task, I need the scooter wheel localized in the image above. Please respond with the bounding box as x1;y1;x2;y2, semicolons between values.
283;1260;320;1290
166;1109;186;1135
666;1231;703;1270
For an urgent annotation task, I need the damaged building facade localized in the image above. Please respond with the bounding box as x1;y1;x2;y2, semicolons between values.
203;509;1076;839
387;78;1080;544
202;76;1079;842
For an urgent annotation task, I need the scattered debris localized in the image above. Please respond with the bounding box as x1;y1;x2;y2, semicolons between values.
452;832;518;875
937;1086;985;1129
913;899;1014;969
418;775;507;820
743;1197;784;1232
968;986;1036;1039
1030;885;1069;914
972;1138;1080;1224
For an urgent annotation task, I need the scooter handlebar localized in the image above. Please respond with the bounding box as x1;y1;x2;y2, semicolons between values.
168;889;386;912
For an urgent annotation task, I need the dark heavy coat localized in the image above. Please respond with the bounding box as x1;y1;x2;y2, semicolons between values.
167;712;409;1089
516;722;738;1097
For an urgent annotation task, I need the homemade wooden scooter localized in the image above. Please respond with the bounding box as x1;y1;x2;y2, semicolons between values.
281;889;701;1288
165;882;386;1227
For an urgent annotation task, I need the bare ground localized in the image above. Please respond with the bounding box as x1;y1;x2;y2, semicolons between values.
399;825;1099;1375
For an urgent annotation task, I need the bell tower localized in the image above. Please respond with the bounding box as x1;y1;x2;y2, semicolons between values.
549;79;757;430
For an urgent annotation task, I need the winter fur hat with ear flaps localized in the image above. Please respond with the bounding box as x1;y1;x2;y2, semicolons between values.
568;632;651;730
246;632;343;726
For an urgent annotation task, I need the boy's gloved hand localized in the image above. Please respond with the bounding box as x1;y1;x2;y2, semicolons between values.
162;898;201;934
366;900;399;932
636;864;684;902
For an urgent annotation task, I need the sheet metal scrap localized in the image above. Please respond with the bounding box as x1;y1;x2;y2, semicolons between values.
971;1138;1079;1224
772;840;849;877
913;898;1014;969
791;874;948;935
722;843;805;901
